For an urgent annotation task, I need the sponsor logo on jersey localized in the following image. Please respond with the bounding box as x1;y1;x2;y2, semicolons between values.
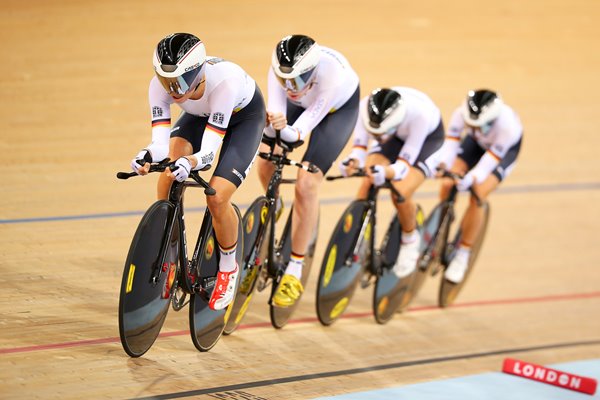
152;106;163;118
212;112;224;125
201;152;214;166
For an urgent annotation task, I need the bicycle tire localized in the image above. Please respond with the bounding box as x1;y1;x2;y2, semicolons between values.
439;203;490;307
270;205;319;329
316;200;370;326
118;200;177;357
411;203;446;301
189;204;243;351
373;205;424;324
223;197;269;335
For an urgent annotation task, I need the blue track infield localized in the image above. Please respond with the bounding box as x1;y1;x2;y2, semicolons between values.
314;359;600;400
1;181;599;225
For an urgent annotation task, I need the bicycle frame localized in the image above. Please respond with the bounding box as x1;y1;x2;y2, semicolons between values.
419;185;458;274
118;162;218;304
331;175;404;280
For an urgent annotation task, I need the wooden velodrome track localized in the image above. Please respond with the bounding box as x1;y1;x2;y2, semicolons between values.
1;1;600;399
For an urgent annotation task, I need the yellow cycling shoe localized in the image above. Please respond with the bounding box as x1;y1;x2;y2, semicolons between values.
272;274;304;308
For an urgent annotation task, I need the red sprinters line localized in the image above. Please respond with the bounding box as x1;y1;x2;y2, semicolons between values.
2;291;599;355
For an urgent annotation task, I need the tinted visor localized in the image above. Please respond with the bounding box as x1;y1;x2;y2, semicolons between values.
275;68;315;93
156;63;204;96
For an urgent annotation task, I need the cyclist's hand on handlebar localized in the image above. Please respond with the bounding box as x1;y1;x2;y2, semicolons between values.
338;157;359;177
267;111;287;131
131;150;152;175
456;171;475;192
167;157;192;182
435;163;448;178
369;165;388;187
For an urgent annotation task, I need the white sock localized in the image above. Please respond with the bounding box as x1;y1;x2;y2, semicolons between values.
219;242;237;273
456;245;471;260
285;252;304;280
401;229;419;244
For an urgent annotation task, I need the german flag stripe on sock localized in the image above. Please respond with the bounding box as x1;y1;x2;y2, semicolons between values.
219;242;237;255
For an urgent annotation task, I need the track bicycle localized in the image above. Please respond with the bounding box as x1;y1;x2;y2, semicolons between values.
116;159;243;357
315;168;425;325
409;169;490;307
224;133;320;332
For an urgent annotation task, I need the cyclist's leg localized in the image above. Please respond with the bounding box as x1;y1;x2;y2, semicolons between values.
391;120;445;276
274;88;359;307
291;87;360;274
459;174;499;246
446;138;521;283
459;137;521;246
391;168;426;231
211;88;265;265
208;87;266;309
439;158;468;201
206;177;239;267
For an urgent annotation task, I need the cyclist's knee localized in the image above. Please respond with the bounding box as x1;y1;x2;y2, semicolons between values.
294;172;321;199
206;192;232;217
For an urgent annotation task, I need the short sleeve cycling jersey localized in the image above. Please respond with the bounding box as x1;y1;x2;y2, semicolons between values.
267;46;359;140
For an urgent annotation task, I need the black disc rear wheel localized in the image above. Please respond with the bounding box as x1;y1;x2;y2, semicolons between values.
189;205;244;351
270;206;319;329
118;200;178;357
439;203;490;307
223;197;269;335
316;200;370;326
410;203;447;302
373;205;424;324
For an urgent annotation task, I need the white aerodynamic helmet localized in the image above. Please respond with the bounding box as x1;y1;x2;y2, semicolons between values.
362;88;407;135
271;34;320;93
461;89;504;127
153;33;207;96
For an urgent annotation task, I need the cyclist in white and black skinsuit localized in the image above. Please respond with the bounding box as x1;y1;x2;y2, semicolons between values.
438;89;523;283
340;87;445;279
259;34;360;308
129;33;266;311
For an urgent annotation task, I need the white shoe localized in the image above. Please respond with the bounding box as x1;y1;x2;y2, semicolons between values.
444;251;469;283
393;234;421;278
